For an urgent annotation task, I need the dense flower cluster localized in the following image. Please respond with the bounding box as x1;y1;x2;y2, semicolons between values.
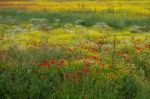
32;59;65;67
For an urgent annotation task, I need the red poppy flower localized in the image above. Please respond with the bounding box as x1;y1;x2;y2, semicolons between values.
58;60;65;65
92;49;97;53
84;60;91;66
92;56;97;61
39;61;49;67
50;60;56;64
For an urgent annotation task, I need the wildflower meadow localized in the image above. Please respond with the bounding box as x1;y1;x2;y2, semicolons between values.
0;0;150;99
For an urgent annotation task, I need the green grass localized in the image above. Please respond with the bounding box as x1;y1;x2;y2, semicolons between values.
1;9;150;29
0;9;150;99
